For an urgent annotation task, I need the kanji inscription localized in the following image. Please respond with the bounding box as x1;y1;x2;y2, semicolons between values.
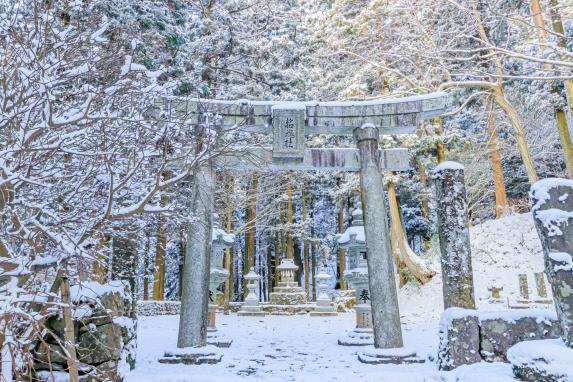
272;108;305;161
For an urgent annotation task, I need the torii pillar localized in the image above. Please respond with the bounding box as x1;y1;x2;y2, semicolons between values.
354;124;424;364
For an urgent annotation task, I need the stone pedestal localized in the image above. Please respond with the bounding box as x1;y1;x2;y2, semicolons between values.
310;267;337;317
358;347;426;365
269;259;306;305
206;270;227;347
338;266;374;346
159;346;223;365
238;268;266;317
438;308;481;370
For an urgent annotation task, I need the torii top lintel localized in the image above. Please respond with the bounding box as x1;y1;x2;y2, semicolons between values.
162;92;449;135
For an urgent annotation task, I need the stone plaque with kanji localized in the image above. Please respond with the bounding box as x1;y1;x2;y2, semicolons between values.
272;107;305;161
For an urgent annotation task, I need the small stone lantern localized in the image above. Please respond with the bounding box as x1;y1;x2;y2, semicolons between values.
336;208;374;346
269;258;306;305
310;266;337;317
207;219;235;347
238;268;266;316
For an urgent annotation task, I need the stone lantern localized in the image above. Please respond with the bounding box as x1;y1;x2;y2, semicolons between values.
336;208;374;346
269;258;306;305
207;219;235;347
238;268;266;316
310;265;337;317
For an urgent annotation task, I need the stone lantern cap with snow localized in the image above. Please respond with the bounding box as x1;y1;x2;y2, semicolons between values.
244;268;261;282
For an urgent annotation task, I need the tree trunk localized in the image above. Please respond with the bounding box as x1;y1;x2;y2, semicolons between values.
143;232;150;300
387;174;434;285
530;0;549;41
274;231;280;288
93;234;109;283
310;192;317;301
152;188;170;301
486;97;509;217
435;118;446;164
530;0;573;179
302;186;310;300
548;0;573;179
492;88;539;183
60;276;79;382
224;177;234;313
286;178;294;259
243;174;258;299
336;180;347;290
178;165;214;348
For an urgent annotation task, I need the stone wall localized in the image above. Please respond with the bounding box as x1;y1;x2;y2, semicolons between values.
438;308;560;370
34;281;136;382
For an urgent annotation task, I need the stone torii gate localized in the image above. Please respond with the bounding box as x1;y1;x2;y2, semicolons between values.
165;92;448;363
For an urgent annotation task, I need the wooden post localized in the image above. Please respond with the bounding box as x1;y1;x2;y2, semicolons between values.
60;276;79;382
531;178;573;346
1;325;13;382
354;124;403;349
434;162;476;310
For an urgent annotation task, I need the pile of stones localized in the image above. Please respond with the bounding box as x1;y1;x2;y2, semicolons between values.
33;281;136;382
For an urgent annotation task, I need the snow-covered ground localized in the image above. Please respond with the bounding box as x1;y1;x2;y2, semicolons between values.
126;313;516;382
126;213;550;382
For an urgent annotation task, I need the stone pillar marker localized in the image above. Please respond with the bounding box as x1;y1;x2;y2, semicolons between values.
434;162;476;310
506;178;573;381
353;124;403;350
434;161;480;370
530;178;573;347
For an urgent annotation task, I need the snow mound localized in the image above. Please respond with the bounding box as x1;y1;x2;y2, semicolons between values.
469;213;548;305
399;213;550;326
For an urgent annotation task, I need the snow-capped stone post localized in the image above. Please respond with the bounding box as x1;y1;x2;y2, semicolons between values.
434;162;476;310
353;124;403;349
530;178;573;347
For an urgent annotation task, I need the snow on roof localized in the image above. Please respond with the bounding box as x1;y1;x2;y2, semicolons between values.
277;258;298;270
433;161;465;173
212;227;235;245
336;225;365;246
